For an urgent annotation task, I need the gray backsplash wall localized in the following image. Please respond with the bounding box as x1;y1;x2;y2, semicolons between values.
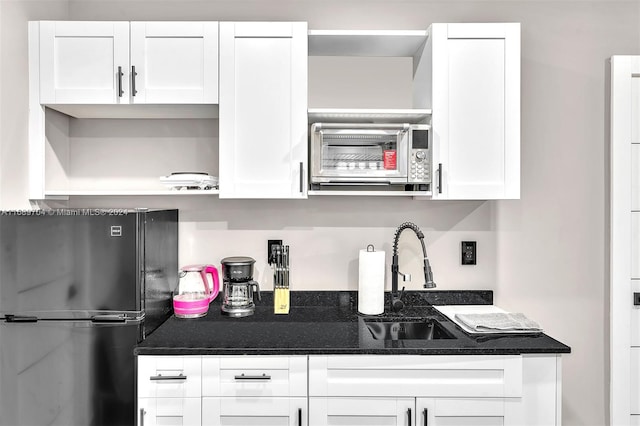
65;196;497;293
2;1;639;425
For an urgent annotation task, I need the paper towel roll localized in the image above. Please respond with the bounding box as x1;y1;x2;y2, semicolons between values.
358;246;385;315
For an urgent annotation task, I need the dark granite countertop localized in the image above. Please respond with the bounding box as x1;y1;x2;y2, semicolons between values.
135;291;571;356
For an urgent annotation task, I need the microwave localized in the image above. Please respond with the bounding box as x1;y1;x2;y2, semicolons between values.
310;122;431;189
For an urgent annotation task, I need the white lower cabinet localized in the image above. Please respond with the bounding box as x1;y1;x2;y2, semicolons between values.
202;397;306;425
201;356;308;425
418;398;506;426
308;355;561;426
309;397;414;425
138;397;202;426
138;354;561;426
309;397;506;426
137;356;203;426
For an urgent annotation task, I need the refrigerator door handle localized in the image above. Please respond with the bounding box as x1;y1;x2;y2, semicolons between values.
140;408;146;426
4;314;39;322
91;314;127;323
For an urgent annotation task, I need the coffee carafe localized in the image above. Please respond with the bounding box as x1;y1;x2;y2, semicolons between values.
220;256;261;317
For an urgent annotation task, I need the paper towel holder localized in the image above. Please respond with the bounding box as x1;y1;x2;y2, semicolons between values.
358;244;385;316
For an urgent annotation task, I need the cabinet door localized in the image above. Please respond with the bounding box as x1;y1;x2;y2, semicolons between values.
138;397;201;426
202;397;307;426
417;398;505;426
130;22;218;104
219;22;308;199
309;397;414;426
38;21;130;104
431;23;520;200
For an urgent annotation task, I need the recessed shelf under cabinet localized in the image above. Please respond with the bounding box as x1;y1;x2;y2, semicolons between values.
308;190;432;197
308;108;431;124
44;189;219;197
308;30;429;58
45;104;219;120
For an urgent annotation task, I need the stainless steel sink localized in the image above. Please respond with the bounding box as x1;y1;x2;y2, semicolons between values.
365;319;455;340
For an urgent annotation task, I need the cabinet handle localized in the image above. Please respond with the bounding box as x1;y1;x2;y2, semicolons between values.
117;66;124;97
437;163;443;194
149;373;186;381
298;408;302;426
423;408;428;426
233;373;271;380
299;162;304;193
407;408;412;426
139;408;146;426
131;65;138;96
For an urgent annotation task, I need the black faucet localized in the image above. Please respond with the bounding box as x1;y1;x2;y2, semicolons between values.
390;222;436;312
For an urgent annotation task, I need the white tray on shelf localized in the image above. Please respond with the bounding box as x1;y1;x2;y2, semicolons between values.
160;173;218;190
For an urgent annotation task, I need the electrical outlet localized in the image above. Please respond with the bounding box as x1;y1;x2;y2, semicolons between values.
268;239;283;265
461;241;477;265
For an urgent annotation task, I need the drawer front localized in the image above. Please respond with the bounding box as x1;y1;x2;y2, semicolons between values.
138;355;202;398
203;356;307;397
309;355;522;398
138;397;201;426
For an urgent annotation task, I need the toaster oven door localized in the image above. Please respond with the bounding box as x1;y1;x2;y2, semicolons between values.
311;124;409;184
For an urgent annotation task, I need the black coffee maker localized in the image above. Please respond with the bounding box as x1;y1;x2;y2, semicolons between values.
220;256;261;317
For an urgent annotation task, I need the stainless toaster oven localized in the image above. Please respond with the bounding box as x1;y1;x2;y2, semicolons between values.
310;122;431;189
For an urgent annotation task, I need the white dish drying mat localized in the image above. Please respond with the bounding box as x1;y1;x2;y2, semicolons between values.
434;305;543;334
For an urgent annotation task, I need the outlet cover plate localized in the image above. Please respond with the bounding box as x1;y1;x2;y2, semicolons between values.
268;239;283;265
461;241;477;265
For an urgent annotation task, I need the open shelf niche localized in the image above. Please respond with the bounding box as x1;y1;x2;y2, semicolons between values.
38;107;219;199
308;29;432;125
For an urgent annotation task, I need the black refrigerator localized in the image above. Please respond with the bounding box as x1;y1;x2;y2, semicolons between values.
0;209;178;426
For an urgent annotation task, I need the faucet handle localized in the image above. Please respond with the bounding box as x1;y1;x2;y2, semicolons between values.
398;271;412;282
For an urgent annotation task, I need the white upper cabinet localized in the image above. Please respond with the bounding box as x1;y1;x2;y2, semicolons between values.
38;21;130;104
35;21;219;106
430;23;520;200
219;22;308;199
130;22;218;104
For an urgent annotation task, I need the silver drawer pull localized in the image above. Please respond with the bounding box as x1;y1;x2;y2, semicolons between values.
150;373;186;381
234;373;271;380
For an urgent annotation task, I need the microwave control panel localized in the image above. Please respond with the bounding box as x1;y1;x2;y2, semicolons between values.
408;127;431;184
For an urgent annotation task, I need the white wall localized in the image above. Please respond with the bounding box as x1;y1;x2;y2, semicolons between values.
0;1;68;208
491;4;638;425
1;1;639;425
0;0;3;208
